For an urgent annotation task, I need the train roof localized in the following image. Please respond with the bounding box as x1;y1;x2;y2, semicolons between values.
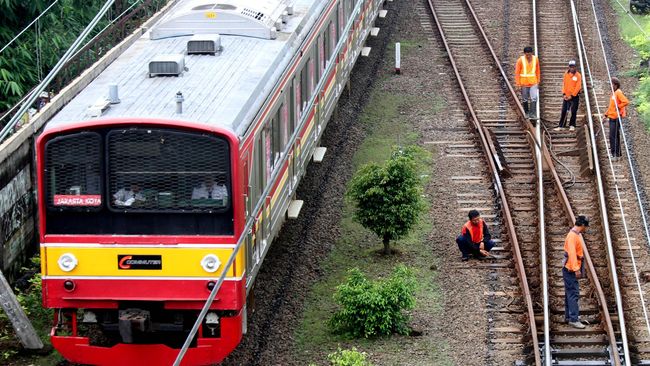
45;0;323;138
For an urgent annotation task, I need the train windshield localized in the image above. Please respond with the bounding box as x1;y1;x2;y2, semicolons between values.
44;127;233;235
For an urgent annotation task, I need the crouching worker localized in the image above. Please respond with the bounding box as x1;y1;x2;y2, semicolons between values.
456;210;495;261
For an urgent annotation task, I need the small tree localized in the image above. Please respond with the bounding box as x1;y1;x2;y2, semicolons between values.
347;147;424;254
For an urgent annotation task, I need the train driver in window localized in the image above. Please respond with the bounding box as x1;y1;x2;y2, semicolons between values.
192;176;228;203
113;183;145;206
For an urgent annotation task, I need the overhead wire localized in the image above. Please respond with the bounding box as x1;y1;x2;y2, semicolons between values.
584;0;650;341
0;0;62;55
0;0;146;134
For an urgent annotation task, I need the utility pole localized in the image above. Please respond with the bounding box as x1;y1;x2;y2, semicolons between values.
0;271;43;349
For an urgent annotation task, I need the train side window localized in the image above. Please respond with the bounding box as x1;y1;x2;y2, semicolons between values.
281;99;289;147
256;134;265;201
271;109;282;163
264;125;272;181
318;34;326;76
300;58;312;108
292;76;300;127
338;3;344;36
328;21;336;59
308;57;315;96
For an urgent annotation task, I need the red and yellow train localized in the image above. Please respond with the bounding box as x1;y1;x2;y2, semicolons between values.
36;0;384;364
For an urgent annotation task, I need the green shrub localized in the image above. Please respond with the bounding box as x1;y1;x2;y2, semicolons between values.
329;265;416;338
327;347;372;366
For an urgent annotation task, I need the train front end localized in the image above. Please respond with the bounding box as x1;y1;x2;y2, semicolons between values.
37;120;246;366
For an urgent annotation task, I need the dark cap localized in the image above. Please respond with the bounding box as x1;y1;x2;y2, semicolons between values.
575;215;589;227
468;210;480;220
524;46;533;53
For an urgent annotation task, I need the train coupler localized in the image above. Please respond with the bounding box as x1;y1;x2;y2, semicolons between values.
118;308;151;343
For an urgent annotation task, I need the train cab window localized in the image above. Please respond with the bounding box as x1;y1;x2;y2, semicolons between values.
44;127;233;236
45;132;103;210
106;128;230;212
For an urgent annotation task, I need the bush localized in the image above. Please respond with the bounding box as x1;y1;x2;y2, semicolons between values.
328;347;372;366
329;265;416;338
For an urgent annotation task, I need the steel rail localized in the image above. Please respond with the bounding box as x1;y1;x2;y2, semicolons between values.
570;1;630;363
460;0;622;363
427;2;542;365
530;0;551;363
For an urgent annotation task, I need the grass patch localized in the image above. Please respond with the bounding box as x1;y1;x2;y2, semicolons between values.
294;75;453;365
611;0;650;128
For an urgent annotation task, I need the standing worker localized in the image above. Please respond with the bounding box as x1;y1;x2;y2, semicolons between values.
515;46;541;120
563;215;589;329
554;60;582;132
604;77;629;160
456;210;495;261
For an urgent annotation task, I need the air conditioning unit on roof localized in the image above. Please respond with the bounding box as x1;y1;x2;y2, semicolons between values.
149;54;186;77
187;34;222;55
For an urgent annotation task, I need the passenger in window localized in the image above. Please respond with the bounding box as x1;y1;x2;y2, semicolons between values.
113;183;145;206
192;176;228;203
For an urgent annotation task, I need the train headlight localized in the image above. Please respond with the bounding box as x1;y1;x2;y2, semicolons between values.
57;253;78;272
201;254;220;273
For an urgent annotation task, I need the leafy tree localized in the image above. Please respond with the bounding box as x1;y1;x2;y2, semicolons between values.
329;265;416;338
0;1;163;113
347;146;425;255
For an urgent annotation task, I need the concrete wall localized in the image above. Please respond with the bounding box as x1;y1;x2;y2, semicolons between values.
0;143;35;281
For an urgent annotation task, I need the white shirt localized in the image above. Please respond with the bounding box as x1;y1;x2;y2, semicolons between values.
192;183;228;200
113;188;145;206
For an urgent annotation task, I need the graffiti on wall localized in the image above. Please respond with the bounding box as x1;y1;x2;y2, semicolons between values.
0;167;35;271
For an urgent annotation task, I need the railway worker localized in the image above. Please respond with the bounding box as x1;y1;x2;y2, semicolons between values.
563;215;589;329
192;176;228;203
515;46;541;120
604;77;629;159
113;183;145;206
554;60;582;132
456;209;495;261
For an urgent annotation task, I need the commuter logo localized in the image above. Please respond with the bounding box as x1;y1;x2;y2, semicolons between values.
118;255;162;270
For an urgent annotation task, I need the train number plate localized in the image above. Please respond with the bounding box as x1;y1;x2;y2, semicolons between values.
118;255;162;270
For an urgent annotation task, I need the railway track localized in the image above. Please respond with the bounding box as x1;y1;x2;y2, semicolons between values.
536;0;626;364
427;0;643;364
427;0;541;364
570;0;650;363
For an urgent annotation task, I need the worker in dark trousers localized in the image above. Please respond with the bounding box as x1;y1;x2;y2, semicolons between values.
554;60;582;132
604;77;629;160
563;215;589;329
515;46;541;120
456;210;495;261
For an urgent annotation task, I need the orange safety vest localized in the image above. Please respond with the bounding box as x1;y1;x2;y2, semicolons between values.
462;220;484;244
605;89;629;120
515;55;540;87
